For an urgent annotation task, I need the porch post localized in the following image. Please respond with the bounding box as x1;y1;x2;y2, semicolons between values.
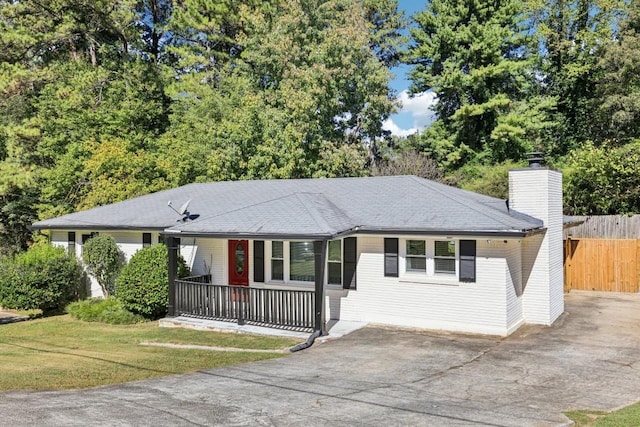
313;240;328;335
167;235;178;317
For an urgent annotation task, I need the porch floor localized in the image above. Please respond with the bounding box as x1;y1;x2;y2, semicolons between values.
159;316;367;341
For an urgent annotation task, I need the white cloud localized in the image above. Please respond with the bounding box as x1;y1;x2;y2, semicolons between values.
382;119;417;137
399;90;438;129
383;90;438;137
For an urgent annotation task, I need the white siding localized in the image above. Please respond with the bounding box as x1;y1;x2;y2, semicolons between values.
333;236;515;336
192;238;226;283
49;229;197;297
509;168;564;325
504;241;524;332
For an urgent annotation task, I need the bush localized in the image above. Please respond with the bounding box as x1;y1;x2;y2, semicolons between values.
82;235;125;297
115;244;189;319
0;244;82;314
66;297;146;324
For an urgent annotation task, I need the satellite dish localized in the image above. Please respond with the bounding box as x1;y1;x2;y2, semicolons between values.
167;199;196;221
178;200;191;216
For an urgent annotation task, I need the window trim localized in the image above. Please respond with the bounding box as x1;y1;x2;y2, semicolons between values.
270;240;284;282
405;240;427;272
401;238;463;280
327;239;342;286
434;240;456;275
289;241;316;283
263;240;345;286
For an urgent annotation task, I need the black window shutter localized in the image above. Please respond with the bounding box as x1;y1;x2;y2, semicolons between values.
67;232;76;256
254;240;265;283
384;238;399;277
459;240;476;283
142;233;152;247
343;237;357;289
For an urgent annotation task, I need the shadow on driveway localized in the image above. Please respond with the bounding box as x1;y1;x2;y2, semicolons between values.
1;291;640;426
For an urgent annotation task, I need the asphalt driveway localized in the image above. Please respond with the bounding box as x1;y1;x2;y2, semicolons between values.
2;291;640;426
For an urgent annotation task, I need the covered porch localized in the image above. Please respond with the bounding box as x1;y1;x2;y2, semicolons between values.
165;237;337;334
173;274;317;332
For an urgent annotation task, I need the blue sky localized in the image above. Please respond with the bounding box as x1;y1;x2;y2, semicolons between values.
383;0;436;137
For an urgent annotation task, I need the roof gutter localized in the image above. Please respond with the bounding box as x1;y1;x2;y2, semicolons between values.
30;224;169;232
353;227;546;238
162;225;546;240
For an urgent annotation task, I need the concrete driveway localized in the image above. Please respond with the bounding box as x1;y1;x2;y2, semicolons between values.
2;291;640;426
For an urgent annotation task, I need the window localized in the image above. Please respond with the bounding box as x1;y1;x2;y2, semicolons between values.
406;240;426;272
271;241;284;281
290;241;315;282
142;233;152;248
67;232;76;256
435;240;456;274
328;240;342;285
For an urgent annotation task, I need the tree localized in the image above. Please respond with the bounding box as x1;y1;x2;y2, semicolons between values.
564;141;640;215
362;0;408;67
371;150;444;182
82;235;126;297
407;0;546;169
528;0;621;153
160;0;398;183
595;1;640;144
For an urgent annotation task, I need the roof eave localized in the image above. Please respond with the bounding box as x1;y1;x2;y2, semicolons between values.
161;231;336;241
31;224;169;232
164;226;546;240
353;227;546;238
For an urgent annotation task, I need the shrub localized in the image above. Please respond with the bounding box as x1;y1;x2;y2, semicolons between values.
0;244;82;314
82;235;125;297
115;244;189;319
66;297;146;324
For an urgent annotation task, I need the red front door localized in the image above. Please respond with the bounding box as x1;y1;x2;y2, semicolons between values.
228;240;249;286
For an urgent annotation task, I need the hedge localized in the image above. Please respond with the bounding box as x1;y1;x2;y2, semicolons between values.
0;244;82;313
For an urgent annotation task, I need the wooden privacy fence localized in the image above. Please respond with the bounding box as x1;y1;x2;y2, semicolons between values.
565;238;640;293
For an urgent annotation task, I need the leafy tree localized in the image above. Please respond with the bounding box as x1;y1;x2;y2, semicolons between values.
116;244;189;319
452;160;524;200
527;0;621;153
407;0;547;169
0;180;38;257
595;1;640;144
564;141;640;215
82;235;126;297
161;0;398;183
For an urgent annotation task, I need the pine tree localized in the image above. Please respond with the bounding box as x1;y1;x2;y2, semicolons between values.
407;0;546;168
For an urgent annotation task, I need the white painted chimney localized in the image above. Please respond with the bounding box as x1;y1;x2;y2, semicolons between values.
508;153;564;325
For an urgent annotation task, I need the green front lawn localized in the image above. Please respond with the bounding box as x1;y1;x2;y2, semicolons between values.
0;315;300;391
566;402;640;426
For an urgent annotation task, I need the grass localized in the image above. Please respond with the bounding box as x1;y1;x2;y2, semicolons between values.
0;315;301;391
566;402;640;426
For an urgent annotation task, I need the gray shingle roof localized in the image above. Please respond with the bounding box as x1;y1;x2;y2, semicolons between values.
32;176;544;238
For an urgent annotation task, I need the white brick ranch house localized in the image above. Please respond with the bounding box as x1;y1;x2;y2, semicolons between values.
33;161;564;337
